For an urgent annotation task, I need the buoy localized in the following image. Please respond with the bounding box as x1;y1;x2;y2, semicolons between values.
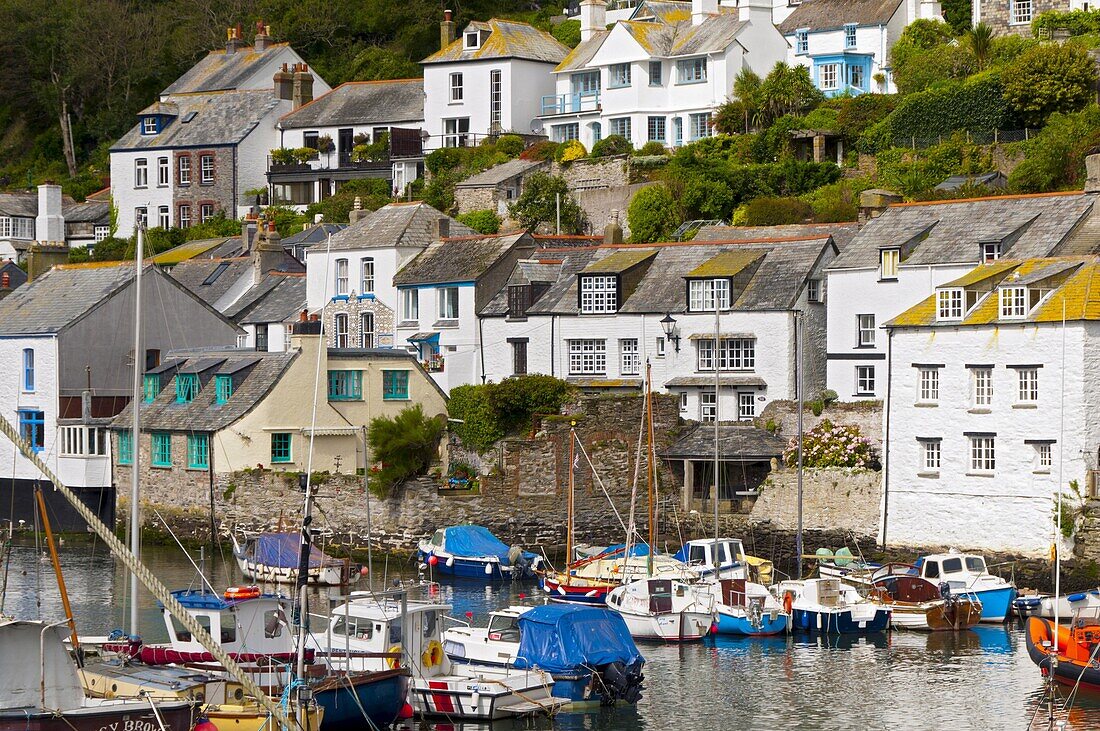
518;592;526;600
421;640;444;668
194;718;218;731
386;645;403;669
359;566;370;576
398;703;414;720
782;591;794;615
465;611;474;620
446;556;455;568
429;583;439;596
224;586;261;600
428;554;439;566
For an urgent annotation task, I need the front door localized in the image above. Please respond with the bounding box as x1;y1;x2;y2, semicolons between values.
338;128;354;165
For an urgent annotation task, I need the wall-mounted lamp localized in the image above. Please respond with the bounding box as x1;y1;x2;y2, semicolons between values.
660;313;680;353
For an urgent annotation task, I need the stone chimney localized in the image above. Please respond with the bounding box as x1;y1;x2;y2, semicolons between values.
918;0;943;20
36;184;64;243
274;64;294;101
348;196;367;224
738;0;771;25
291;63;314;110
1085;154;1100;194
289;316;323;359
604;210;624;244
254;20;272;51
441;9;457;50
692;0;717;25
242;217;258;252
433;216;450;240
252;219;284;284
226;24;244;54
580;0;607;42
858;189;904;224
0;270;12;301
26;242;69;283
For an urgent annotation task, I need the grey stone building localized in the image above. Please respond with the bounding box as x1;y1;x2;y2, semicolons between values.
972;0;1073;36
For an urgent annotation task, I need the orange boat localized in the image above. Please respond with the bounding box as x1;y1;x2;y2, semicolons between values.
1026;615;1100;691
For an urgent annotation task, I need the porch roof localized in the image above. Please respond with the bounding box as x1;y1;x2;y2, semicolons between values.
660;424;786;461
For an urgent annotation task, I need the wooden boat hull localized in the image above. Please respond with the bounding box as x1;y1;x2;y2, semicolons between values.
204;703;324;731
882;599;983;631
0;701;195;731
312;668;411;729
1026;616;1100;691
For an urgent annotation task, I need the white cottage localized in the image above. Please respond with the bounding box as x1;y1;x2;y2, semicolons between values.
542;0;788;150
882;256;1100;555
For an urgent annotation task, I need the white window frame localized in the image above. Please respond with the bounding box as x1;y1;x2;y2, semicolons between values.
178;205;191;229
438;287;460;320
1034;443;1052;473
158;206;169;229
333;313;349;348
465;31;480;48
359;312;375;348
656;336;666;358
857;314;876;347
700;391;717;423
697;338;755;372
738;392;755;421
918;368;939;404
856;365;875;395
490;69;502;128
135;207;148;228
679;391;688;411
157;157;169;187
444;117;470;148
1000;286;1026;318
178;156;191;185
972;367;993;407
94;225;109;242
134;158;148;188
334;259;349;296
844;24;857;48
59;426;108;457
1011;0;1033;24
199;204;215;223
676;57;707;84
920;439;941;472
360;258;375;293
450;72;464;102
796;30;808;55
1017;367;1039;404
807;278;821;302
619;338;640;376
982;242;1002;262
880;248;899;279
142;117;157;135
688;279;730;312
820;63;839;91
969;436;996;472
937;288;963;320
568;339;607;375
401;289;419;321
579;275;618;314
200;154;214;184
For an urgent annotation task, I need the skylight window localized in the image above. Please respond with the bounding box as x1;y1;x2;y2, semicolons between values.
202;262;230;285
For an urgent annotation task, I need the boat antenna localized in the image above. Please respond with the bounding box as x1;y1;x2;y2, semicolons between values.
1054;298;1067;654
713;296;720;572
129;222;144;636
795;309;805;580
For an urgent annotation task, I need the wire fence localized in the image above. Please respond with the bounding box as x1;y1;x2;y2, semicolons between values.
889;129;1035;150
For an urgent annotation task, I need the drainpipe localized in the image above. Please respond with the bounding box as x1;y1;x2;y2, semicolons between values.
550;315;556;377
881;327;893;550
478;313;486;384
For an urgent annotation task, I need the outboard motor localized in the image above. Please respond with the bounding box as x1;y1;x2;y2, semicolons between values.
509;545;531;578
596;660;645;706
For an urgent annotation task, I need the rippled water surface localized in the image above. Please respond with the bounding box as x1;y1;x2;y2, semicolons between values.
4;541;1099;731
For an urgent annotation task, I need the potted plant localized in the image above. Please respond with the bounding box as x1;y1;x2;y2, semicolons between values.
316;134;335;154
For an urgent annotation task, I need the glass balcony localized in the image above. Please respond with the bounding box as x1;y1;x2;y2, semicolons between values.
540;90;601;116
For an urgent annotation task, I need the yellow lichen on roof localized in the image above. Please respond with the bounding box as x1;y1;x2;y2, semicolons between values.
687;250;764;278
622;20;662;54
940;259;1020;288
582;249;657;273
152;238;226;264
884;294;937;327
1032;263;1100;322
55;261;130;270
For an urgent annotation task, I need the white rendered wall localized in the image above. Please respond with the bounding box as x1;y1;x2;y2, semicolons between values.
306;246;416;313
236;106;289;215
110;149;176;238
787;25;896;94
394;283;479;392
425;59;558;141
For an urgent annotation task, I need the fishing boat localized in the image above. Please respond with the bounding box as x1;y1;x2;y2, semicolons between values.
442;603;645;705
417;525;540;580
867;564;983;631
710;578;788;636
232;532;356;586
914;551;1016;623
1026;614;1100;691
673;538;753;581
310;592;567;720
606;577;716;641
0;620;196;731
776;578;891;634
1014;589;1100;619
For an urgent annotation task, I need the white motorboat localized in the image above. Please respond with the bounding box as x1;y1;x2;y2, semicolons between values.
231;532;355;586
915;551;1016;623
776;578;891;634
606;577;716;641
310;592;566;720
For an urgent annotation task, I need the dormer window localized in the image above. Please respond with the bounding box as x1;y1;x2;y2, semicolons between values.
688;279;730;312
999;286;1026;318
142;117;158;135
465;32;480;48
880;248;900;279
579;275;618;314
937;288;963;320
982;242;1001;262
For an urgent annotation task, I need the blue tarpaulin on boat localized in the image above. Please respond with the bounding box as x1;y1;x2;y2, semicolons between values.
245;533;335;569
603;543;650;558
442;525;516;563
514;605;643;674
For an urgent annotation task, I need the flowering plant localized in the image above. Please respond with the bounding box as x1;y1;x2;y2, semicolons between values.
783;419;878;469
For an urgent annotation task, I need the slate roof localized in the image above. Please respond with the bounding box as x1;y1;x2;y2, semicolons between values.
238;275;307;325
0;194;110;223
934;172;1008;192
510;260;562;285
778;0;904;34
695;222;860;252
555;31;610;72
63;201;110;224
111;349;298;432
886;257;1100;328
0;193;38;218
423;19;570;64
394;232;530;286
111;91;282;151
323;202;475;253
660;423;787;460
632;1;694;24
455;158;547;188
829;193;1098;270
152;237;237;265
0;263;139;335
163;44;293;95
279;80;424;129
283;223;347;246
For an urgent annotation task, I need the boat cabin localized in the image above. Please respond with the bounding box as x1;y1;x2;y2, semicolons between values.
918;553;989;589
675;538;748;579
779;578;862;608
318;596;447;676
161;589;295;656
870;564;942;604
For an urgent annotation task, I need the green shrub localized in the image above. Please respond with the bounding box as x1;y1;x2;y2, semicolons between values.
636;140;669;156
520;140;561;161
456;209;501;234
1002;43;1098;127
942;0;972;34
351;131;388;162
835;94;899;142
1034;8;1100;36
682;178;735;221
591;135;633;157
449;377;573;452
495;134;525;157
1009;106;1100;192
877;72;1016;145
508;172;585;233
803;178;872;223
783;419;878;469
448;385;504;453
366;404;446;496
558;139;588;163
293;147;319;163
306;178;391;223
270;148;296;165
552;19;581;47
741;196;813;226
427;147;465;175
627;184;679;242
798;107;840;131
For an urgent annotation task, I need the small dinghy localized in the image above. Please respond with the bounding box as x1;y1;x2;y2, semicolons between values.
232;532;356;586
868;564;983;631
1026;615;1100;691
1014;589;1100;619
777;578;890;635
417;525;540;580
606;577;716;642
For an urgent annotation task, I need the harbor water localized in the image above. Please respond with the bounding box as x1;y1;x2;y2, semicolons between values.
4;541;1099;731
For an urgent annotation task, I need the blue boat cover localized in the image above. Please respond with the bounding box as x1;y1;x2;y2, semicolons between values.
246;532;336;569
514;605;643;674
442;525;521;564
603;543;650;558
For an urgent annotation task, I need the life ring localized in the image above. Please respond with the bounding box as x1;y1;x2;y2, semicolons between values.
421;640;444;669
224;586;261;600
387;645;403;669
782;591;794;615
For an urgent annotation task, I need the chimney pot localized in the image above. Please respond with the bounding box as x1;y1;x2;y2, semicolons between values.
1085;154;1100;194
1;272;9;289
434;217;450;240
603;210;624;245
441;10;457;50
299;309;308;322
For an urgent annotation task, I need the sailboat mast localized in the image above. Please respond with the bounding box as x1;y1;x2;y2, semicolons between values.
566;424;575;571
129;224;144;636
1054;299;1067;655
646;361;655;576
713;300;720;571
35;484;80;657
795;310;804;580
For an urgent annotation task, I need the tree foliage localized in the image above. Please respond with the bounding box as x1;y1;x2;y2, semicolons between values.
1002;43;1098;127
591;135;633;157
741;196;812;226
627;184;678;243
456;209;501;234
1009;106;1100;192
367;404;446;496
449;376;573;452
508;172;584;233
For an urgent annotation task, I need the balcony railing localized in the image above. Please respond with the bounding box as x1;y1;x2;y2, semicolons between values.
540;90;601;116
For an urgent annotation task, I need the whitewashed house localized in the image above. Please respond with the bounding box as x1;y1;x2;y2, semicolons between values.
110;24;330;238
305;203;476;354
394;231;537;392
826;191;1100;401
271;79;427;207
779;0;943;95
0;186;110;261
422;13;569;147
882;256;1100;555
478;225;842;419
540;0;788;150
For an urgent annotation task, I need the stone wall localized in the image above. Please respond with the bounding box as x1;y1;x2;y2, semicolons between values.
454;187;496;216
756;399;884;452
976;0;1068;37
749;467;882;537
552;155;631;192
323;297;397;349
573;183;653;237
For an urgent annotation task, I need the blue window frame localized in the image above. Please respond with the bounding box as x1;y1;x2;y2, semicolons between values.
118;431;133;465
845;24;857;49
327;370;363;400
609;63;631;88
143;374;160;402
271;433;292;463
215;375;233;404
176;374;199;403
187;434;209;469
22;349;34;392
17;410;44;453
152;432;172;467
382;370;409;400
796;30;808;55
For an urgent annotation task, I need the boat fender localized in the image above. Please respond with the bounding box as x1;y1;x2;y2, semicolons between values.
782;591;794;615
446;555;455;568
387;644;403;669
485;562;493;575
422;640;444;669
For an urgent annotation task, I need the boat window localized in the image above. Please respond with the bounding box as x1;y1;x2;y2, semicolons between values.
170;613;207;642
924;561;940;579
965;556;986;573
220;613;238;644
332;615;372;640
264;609;287;638
688;545;707;564
431;530;445;547
488;615;520;642
423;610;437;639
389;617;403;645
942;557;963;574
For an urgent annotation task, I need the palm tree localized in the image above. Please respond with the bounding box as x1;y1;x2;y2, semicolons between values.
967;22;994;71
732;68;763;133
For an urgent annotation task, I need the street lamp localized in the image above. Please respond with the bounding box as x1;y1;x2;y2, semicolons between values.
660;313;680;353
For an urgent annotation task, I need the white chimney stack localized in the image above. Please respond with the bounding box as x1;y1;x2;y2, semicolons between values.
36;184;64;243
693;0;718;25
738;0;772;25
580;0;607;42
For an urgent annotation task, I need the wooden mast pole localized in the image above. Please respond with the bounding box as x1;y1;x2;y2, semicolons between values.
646;360;655;577
566;423;576;572
34;484;80;657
